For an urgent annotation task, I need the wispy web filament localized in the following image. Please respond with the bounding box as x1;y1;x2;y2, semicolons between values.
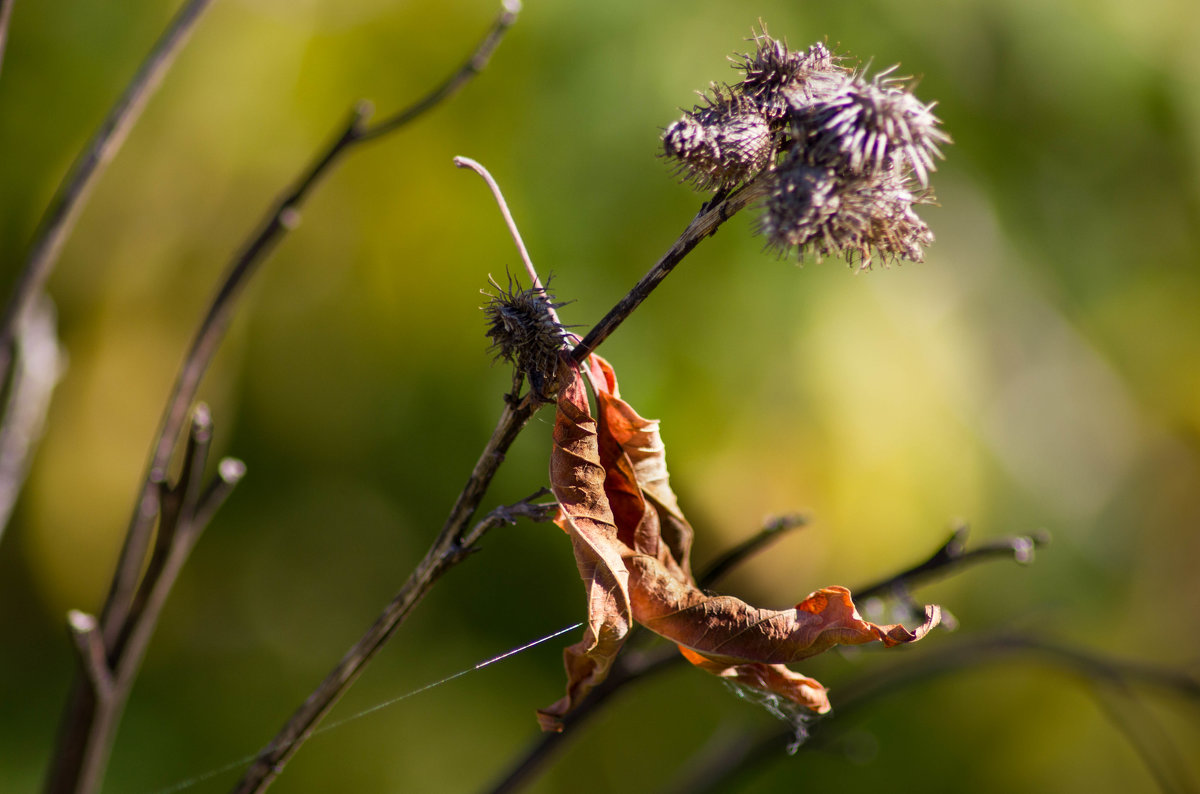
149;621;584;794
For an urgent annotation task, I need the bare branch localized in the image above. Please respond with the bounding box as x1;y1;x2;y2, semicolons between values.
852;524;1049;603
191;457;247;531
102;0;522;652
66;612;113;702
45;407;245;794
0;0;215;381
355;0;521;143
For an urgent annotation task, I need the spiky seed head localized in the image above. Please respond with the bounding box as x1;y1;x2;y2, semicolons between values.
482;276;568;398
761;163;840;252
662;89;774;191
794;69;950;186
734;32;847;122
762;154;934;268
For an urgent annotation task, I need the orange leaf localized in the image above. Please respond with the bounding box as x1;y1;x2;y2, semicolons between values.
540;354;940;730
537;362;633;732
629;558;939;666
587;354;695;585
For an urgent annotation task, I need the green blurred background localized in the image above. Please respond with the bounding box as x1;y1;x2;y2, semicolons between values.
2;0;1198;791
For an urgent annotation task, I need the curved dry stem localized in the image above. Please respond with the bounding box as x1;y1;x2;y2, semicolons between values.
454;156;560;323
0;0;215;382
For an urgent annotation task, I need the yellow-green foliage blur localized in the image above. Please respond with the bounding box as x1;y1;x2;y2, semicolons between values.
2;0;1198;791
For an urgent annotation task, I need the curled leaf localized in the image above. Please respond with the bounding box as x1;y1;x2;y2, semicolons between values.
540;354;940;730
537;364;632;732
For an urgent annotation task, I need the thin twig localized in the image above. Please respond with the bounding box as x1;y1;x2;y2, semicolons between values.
66;612;113;701
353;0;522;145
454;157;562;325
660;632;1200;794
569;180;769;366
0;0;215;382
232;484;552;794
852;524;1049;602
102;0;521;653
698;513;808;588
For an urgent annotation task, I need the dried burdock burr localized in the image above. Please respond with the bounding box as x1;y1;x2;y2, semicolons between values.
482;275;569;399
733;31;846;123
763;155;934;268
662;89;774;191
792;67;951;187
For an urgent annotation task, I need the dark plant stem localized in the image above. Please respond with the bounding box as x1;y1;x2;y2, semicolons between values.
569;182;767;365
0;0;215;382
43;4;521;793
660;632;1200;794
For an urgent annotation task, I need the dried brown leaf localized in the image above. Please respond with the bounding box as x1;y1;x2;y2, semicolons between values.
540;354;939;729
537;363;632;731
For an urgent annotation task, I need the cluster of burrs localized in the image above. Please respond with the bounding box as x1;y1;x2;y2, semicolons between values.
662;28;950;268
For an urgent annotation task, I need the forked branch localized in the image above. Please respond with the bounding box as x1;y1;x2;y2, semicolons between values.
43;4;521;793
